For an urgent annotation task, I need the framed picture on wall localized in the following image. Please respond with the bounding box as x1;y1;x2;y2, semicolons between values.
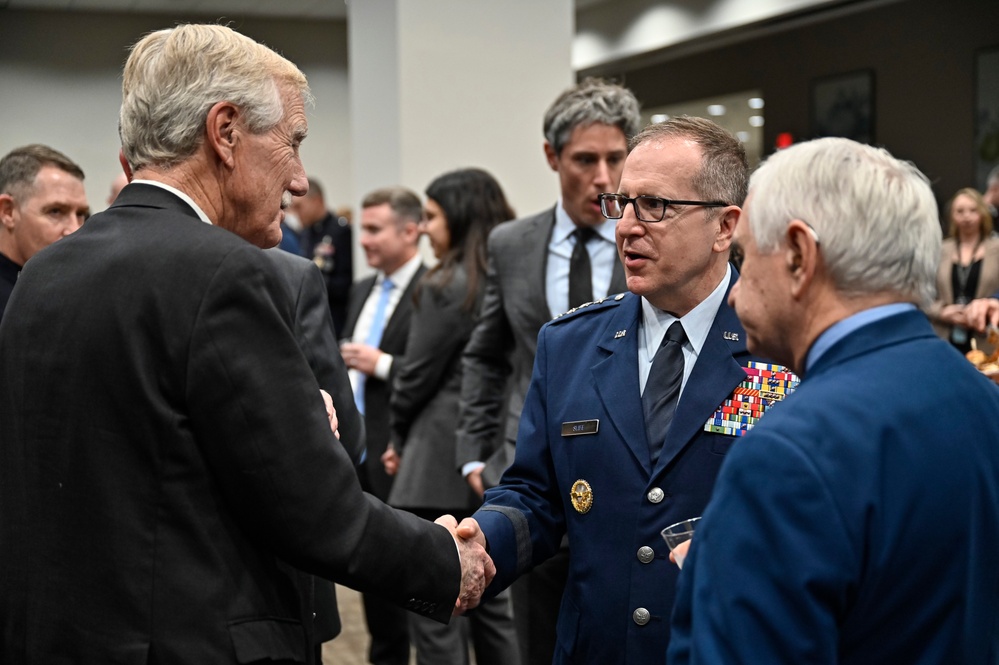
810;70;875;144
975;46;999;192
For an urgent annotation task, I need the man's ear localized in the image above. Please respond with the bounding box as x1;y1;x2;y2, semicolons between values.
543;141;559;172
118;150;133;182
713;206;741;253
0;194;16;231
205;101;241;169
785;219;820;297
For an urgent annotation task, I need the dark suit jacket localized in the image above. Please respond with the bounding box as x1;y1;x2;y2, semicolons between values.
669;310;999;665
388;265;479;511
0;184;459;665
263;248;365;644
458;208;626;487
475;284;765;664
265;248;364;465
341;262;427;501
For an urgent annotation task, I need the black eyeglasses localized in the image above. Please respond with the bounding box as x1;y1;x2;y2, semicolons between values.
598;193;728;223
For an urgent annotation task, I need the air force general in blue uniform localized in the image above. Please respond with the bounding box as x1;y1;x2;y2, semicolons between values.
471;116;778;664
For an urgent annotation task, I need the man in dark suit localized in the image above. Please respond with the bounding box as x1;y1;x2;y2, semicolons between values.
456;78;640;664
669;138;999;664
0;144;89;320
461;116;782;663
339;186;426;665
0;24;492;665
292;177;353;337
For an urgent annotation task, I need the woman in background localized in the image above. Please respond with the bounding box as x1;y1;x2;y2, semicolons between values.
927;187;999;352
383;168;519;665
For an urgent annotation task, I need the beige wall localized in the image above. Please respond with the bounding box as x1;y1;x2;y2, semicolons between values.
0;10;351;213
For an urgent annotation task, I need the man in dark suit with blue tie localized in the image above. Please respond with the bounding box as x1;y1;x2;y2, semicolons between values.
339;186;427;665
669;137;999;665
461;116;784;663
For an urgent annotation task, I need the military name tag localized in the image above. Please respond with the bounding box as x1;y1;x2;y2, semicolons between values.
561;419;599;437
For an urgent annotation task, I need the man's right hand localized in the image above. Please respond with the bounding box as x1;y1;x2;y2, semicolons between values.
435;515;495;615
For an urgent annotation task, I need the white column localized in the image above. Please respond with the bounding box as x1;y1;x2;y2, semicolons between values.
349;0;574;256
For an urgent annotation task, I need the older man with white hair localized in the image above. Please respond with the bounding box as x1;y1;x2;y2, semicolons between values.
0;24;492;665
668;137;999;665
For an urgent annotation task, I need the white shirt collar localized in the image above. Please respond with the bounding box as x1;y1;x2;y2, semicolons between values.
553;197;617;245
641;263;732;362
132;179;213;225
381;252;422;288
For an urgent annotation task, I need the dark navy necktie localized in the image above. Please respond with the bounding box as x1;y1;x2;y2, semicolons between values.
643;321;687;465
568;227;596;309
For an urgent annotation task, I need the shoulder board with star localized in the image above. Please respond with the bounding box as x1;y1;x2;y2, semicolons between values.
550;292;627;323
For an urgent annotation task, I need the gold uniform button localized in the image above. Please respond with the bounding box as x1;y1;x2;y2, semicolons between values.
633;607;651;626
637;546;655;564
647;487;664;504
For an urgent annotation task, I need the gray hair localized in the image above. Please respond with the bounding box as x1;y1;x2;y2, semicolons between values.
988;164;999;187
631;115;748;208
0;144;85;200
747;137;940;307
361;186;423;226
119;24;311;171
543;78;641;155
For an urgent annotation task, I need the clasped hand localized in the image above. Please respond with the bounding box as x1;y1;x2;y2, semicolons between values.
434;515;495;615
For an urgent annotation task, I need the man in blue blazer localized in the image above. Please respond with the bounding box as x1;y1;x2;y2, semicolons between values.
669;138;999;664
465;117;793;663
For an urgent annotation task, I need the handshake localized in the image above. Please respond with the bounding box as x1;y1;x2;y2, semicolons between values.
435;515;495;615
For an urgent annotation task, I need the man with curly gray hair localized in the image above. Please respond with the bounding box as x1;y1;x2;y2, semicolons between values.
669;137;999;665
0;23;493;665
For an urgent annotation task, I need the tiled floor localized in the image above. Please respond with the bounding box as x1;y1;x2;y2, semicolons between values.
322;585;390;665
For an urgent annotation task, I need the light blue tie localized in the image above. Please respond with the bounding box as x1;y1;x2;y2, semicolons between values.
355;277;394;415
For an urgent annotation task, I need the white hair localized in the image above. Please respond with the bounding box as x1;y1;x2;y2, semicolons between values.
747;137;941;307
119;24;311;171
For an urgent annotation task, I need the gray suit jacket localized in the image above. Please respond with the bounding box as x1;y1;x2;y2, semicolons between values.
388;265;479;511
457;207;626;487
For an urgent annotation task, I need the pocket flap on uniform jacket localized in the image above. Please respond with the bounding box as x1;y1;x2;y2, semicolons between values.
228;617;306;664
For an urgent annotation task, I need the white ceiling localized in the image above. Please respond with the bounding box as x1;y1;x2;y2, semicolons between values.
2;0;605;20
2;0;349;19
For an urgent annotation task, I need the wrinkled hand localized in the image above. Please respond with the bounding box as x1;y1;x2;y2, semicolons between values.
965;298;999;333
466;467;485;498
320;389;340;440
381;444;400;476
340;342;382;376
435;515;495;615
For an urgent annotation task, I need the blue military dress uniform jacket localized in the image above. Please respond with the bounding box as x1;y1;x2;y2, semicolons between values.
475;281;778;664
669;309;999;665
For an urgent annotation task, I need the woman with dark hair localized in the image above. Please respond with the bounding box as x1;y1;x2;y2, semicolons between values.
383;168;520;665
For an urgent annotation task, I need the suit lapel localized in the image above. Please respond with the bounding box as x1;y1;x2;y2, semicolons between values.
343;277;376;341
525;210;556;322
609;253;627;295
590;295;652;474
655;295;748;475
